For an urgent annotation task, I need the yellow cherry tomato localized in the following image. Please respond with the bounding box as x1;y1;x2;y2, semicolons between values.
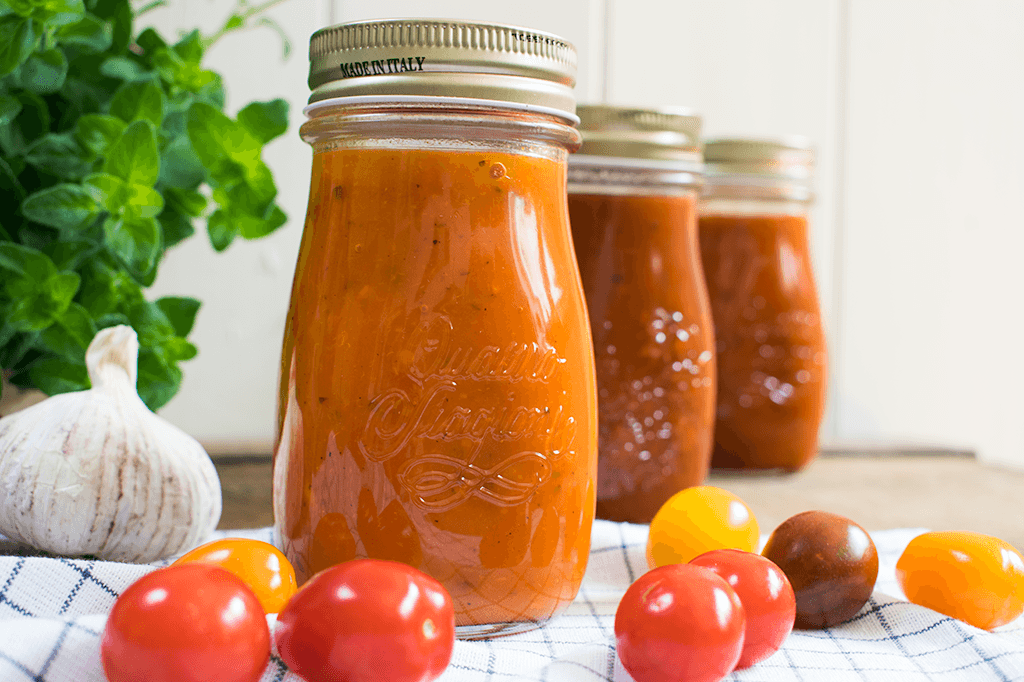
647;486;760;568
896;531;1024;630
173;538;297;614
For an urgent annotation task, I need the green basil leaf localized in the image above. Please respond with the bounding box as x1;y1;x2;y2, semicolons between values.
164;187;206;217
83;172;128;213
241;203;286;239
136;347;180;410
0;17;36;77
196;77;225;109
104;212;160;276
109;0;130;52
99;55;151;81
103;215;160;278
29;356;90;394
94;312;130;328
59;72;110;119
187;101;262;179
2;0;32;18
103;120;159;187
205;209;237;252
134;27;166;54
21;184;100;232
85;0;118;20
127;183;164;218
0;91;48;157
158;207;194;248
0;331;40;370
43;239;100;271
171;29;203;63
0;242;44;275
163;336;197;362
16;222;54;252
38;301;95;360
76;258;141;317
31;0;85;28
124;298;174;344
56;14;111;52
155;296;200;337
0;157;25;202
3;264;80;333
151;46;216;92
0;95;22;125
0;320;17;353
219;171;276;215
24;133;91;178
158;134;205;188
237;99;289;145
75;113;126;156
109;79;164;126
18;47;68;94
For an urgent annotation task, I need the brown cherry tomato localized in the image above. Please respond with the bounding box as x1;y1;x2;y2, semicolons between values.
761;510;878;629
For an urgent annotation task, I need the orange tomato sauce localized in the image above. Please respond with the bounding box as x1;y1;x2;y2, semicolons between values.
698;212;828;471
275;144;597;628
569;191;715;523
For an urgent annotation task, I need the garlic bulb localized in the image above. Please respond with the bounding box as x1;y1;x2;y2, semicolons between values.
0;325;221;562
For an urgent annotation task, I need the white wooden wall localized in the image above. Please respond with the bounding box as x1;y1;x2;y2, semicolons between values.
147;0;1024;471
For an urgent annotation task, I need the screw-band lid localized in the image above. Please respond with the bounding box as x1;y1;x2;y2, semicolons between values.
571;104;702;166
702;136;815;202
307;18;578;118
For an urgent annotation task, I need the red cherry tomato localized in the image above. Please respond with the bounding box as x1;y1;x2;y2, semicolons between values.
173;538;298;614
276;559;455;682
615;563;746;682
101;564;270;682
690;549;796;669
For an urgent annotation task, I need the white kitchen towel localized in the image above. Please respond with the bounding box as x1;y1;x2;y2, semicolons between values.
1;522;1022;682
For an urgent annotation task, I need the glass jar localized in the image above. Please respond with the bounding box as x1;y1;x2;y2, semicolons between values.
273;19;597;638
698;137;828;471
567;106;715;524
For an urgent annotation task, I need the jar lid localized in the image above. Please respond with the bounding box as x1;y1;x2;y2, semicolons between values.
307;18;578;120
702;136;814;201
571;104;702;167
703;136;814;181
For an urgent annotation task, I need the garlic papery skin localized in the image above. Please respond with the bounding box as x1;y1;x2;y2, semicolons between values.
0;325;221;563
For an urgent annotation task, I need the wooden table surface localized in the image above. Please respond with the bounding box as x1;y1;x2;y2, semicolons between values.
216;452;1024;552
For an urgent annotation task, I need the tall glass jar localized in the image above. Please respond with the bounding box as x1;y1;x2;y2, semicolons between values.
698;138;828;471
568;107;715;523
274;19;597;638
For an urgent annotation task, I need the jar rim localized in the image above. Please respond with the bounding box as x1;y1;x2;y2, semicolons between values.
304;94;580;125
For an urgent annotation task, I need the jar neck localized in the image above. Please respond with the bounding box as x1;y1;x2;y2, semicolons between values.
700;197;810;218
301;102;581;159
567;156;701;197
702;173;813;204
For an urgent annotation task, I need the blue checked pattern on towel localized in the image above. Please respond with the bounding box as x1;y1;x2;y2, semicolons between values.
1;522;1022;681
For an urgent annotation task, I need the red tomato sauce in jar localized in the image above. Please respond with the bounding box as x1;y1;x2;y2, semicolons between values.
699;138;828;471
275;18;597;636
568;107;715;523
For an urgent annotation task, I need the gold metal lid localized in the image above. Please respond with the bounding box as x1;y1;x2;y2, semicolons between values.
702;136;814;202
571;104;702;165
307;18;578;119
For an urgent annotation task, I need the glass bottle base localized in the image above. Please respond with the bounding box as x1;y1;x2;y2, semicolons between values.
456;619;547;641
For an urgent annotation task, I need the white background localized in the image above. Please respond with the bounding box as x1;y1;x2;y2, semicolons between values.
146;0;1024;471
